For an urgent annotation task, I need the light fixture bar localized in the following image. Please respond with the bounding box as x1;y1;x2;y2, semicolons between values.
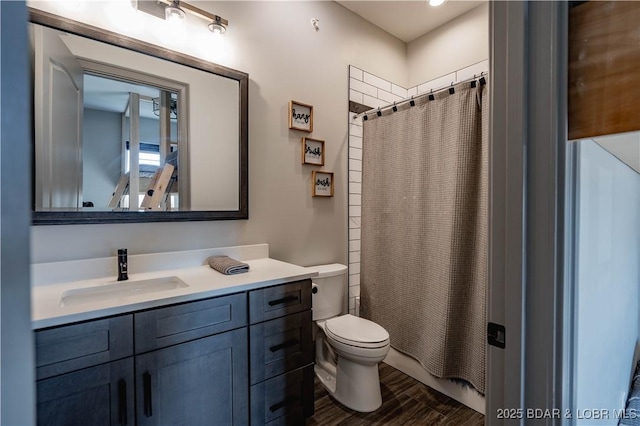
156;0;228;26
134;1;228;29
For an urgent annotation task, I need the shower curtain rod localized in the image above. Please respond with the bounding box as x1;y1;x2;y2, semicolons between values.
353;71;488;120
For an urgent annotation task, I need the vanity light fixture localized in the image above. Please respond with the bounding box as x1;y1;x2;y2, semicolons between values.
208;15;227;35
165;0;186;22
132;0;228;35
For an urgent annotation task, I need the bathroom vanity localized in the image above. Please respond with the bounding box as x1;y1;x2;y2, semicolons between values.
32;245;315;426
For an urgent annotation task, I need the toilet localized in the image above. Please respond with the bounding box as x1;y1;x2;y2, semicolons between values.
307;263;390;413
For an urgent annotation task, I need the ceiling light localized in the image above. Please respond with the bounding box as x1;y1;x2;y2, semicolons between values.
208;16;227;35
429;0;445;6
165;0;186;22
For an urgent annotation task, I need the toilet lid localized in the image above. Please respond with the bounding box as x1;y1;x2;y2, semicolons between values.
325;314;389;348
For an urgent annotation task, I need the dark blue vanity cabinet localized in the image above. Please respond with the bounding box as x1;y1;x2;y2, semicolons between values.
248;280;315;425
34;280;314;426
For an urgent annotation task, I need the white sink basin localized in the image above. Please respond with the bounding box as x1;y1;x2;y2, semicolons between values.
60;276;189;306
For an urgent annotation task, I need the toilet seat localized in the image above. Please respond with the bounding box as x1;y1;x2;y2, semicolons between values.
325;314;389;349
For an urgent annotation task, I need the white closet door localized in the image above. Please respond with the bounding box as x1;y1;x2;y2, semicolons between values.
33;24;83;209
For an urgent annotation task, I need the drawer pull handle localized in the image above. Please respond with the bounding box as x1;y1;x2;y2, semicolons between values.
118;379;127;426
143;372;153;417
269;395;299;413
268;295;298;306
269;338;299;352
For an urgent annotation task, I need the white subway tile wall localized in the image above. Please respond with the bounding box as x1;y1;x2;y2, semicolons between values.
391;84;408;98
346;61;488;315
349;89;363;104
363;73;392;92
417;72;456;94
350;66;364;81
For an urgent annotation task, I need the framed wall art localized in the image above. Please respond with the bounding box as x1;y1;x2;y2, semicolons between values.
312;171;334;197
289;100;313;132
302;137;325;166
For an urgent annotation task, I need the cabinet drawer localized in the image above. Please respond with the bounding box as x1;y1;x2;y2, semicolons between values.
250;365;314;426
249;280;311;324
249;310;313;385
135;292;246;353
35;315;133;380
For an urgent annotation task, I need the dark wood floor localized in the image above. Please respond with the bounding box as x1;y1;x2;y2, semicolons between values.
306;363;484;425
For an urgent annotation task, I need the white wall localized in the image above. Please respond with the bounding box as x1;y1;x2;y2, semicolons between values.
407;3;488;87
574;139;640;423
29;1;407;266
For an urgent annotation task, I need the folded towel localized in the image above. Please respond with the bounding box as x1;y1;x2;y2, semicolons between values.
207;256;250;275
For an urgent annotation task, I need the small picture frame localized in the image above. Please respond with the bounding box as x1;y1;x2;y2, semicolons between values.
312;171;334;197
302;137;325;166
289;100;313;132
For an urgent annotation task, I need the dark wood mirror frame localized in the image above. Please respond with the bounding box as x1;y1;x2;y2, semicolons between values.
30;8;248;225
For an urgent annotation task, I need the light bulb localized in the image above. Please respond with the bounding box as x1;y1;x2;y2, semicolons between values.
208;23;226;35
165;3;185;23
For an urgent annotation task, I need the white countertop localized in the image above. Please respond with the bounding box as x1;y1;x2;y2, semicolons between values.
32;257;317;329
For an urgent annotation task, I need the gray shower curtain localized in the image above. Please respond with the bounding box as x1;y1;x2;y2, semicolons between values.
360;81;488;394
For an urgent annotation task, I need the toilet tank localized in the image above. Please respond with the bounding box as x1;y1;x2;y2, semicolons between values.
306;263;348;321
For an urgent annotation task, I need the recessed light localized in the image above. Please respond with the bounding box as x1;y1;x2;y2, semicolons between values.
429;0;445;6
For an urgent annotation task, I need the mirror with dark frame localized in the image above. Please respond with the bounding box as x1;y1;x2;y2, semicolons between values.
29;8;248;225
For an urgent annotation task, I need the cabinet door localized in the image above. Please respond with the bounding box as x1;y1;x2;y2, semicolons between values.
37;357;134;426
136;328;248;426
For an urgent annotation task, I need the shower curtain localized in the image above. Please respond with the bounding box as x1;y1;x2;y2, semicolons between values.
360;81;488;394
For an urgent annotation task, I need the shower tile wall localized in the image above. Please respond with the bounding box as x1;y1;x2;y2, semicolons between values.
347;60;488;316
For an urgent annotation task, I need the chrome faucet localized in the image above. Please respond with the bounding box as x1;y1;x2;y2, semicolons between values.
117;248;128;281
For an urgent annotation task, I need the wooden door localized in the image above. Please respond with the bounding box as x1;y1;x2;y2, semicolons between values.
135;328;249;426
33;24;83;209
36;358;134;426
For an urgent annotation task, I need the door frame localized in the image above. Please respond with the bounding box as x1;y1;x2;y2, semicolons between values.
488;1;569;425
487;2;526;424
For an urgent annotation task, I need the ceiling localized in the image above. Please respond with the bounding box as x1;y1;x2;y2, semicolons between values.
336;0;486;43
84;74;162;120
593;133;640;174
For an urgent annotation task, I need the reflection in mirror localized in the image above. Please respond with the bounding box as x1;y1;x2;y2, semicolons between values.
83;75;180;211
29;9;248;224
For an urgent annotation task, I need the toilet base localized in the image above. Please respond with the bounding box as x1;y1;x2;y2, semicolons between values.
314;356;383;413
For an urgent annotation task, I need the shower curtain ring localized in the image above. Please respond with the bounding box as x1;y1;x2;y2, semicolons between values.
449;82;455;95
428;90;435;101
376;107;382;117
392;102;398;112
409;96;415;107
